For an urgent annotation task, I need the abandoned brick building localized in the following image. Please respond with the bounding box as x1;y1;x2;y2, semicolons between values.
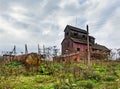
60;25;110;62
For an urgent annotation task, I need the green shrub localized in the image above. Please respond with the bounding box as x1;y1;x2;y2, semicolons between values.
39;62;63;75
7;61;23;68
104;76;116;81
85;82;94;89
22;85;35;89
76;80;95;89
95;67;105;72
54;82;70;89
36;84;54;89
83;70;101;82
39;63;52;75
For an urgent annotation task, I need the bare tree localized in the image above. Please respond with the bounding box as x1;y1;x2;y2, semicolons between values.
117;48;120;60
110;50;116;60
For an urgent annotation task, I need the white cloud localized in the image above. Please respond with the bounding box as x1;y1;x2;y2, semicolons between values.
42;30;51;35
0;0;120;53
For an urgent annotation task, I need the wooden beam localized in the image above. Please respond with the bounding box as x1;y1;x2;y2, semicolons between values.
87;25;91;66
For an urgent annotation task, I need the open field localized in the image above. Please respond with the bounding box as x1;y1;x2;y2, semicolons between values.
0;61;120;89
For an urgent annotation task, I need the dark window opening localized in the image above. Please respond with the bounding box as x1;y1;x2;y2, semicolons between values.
74;33;78;36
74;58;77;61
80;58;83;60
66;32;69;36
77;48;80;51
62;59;65;61
82;35;85;38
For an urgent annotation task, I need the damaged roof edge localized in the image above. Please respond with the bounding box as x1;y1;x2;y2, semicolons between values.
64;25;87;34
92;43;110;51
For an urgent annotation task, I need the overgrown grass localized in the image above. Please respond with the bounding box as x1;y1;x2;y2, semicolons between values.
0;61;120;89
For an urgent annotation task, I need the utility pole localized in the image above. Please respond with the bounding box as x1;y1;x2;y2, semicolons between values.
43;45;45;55
43;45;46;59
11;45;16;55
87;25;90;66
13;45;16;55
38;44;41;54
25;44;28;54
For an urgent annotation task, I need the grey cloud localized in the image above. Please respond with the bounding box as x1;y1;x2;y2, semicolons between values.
0;0;120;53
0;28;5;33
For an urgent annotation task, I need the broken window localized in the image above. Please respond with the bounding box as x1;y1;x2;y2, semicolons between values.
77;48;80;51
74;33;78;36
74;58;77;61
66;32;69;36
82;35;85;38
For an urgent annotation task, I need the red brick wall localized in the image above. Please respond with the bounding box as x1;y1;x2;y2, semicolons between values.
62;38;73;54
62;38;92;54
73;43;87;52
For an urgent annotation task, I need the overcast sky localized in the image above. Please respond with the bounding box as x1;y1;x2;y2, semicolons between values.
0;0;120;53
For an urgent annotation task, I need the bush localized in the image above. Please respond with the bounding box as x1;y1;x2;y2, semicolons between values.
7;61;23;68
85;82;94;89
54;83;70;89
39;62;63;75
104;76;116;82
83;70;101;82
36;84;54;89
76;80;94;89
39;63;52;75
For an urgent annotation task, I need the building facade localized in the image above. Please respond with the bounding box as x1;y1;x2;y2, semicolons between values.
61;25;110;62
61;25;95;54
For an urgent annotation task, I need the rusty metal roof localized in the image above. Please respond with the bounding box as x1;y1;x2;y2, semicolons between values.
65;25;87;34
70;37;93;45
92;44;110;51
70;37;87;44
